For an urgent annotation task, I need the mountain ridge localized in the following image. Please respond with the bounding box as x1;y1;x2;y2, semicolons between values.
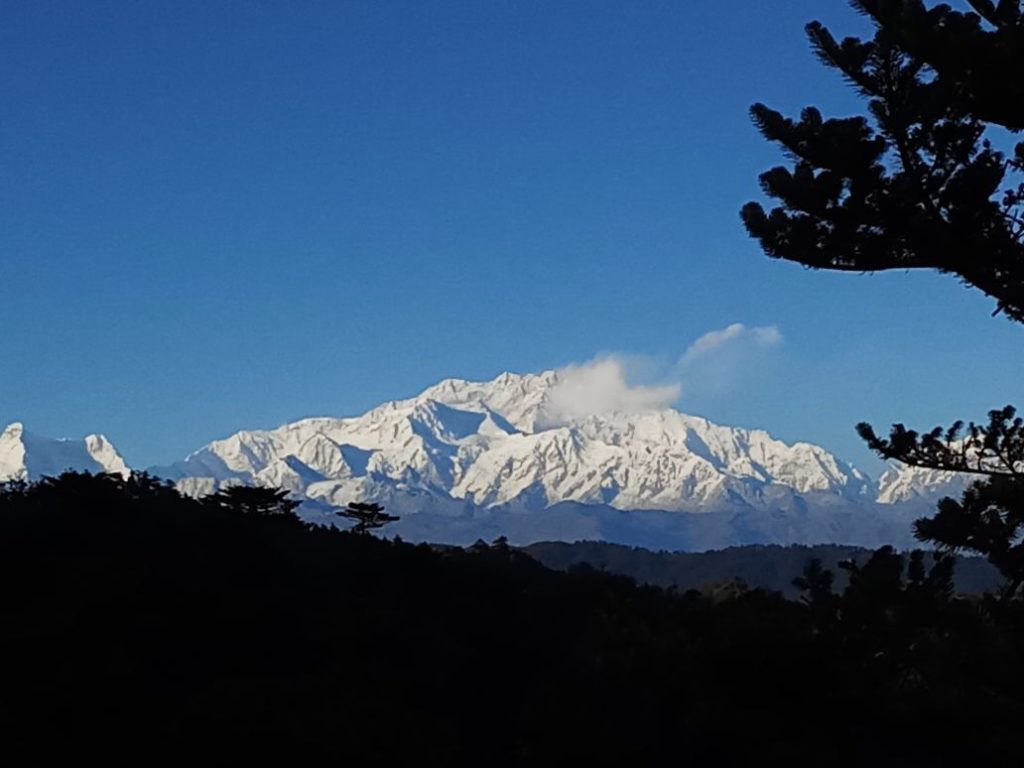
0;422;130;482
0;370;970;549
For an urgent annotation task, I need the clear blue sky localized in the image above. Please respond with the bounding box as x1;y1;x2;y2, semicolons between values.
2;0;1021;472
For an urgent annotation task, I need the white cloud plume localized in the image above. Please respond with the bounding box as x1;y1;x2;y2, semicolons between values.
540;323;783;425
676;323;784;397
679;323;782;366
541;356;681;425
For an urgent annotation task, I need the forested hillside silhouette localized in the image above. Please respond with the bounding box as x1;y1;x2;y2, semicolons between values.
2;471;1024;764
525;541;1002;597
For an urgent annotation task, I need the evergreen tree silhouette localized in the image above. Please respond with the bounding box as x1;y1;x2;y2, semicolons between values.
336;501;399;533
742;0;1024;321
856;405;1024;600
745;1;1024;600
794;557;838;630
207;484;302;522
3;470;1024;761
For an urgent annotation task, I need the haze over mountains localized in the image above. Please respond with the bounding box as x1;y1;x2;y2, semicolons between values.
0;371;970;550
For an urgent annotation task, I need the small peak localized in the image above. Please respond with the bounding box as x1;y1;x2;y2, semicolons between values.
438;377;469;390
489;369;559;391
2;422;24;439
419;377;473;397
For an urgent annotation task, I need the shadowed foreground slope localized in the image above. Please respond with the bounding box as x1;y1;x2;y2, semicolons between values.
1;472;1022;764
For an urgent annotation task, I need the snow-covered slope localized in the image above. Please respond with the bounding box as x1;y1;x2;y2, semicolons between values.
145;369;892;523
2;371;976;548
876;463;972;504
0;422;130;482
149;371;875;511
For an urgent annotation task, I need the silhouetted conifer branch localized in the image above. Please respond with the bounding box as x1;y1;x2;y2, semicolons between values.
744;0;1024;321
857;405;1024;476
336;501;399;534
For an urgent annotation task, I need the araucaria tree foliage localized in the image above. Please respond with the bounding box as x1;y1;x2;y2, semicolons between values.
860;406;1024;600
742;0;1024;321
336;501;399;534
745;1;1024;598
207;484;302;521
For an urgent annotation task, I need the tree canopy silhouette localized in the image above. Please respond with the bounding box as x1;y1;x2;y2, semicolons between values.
336;500;399;533
207;484;302;521
744;1;1024;601
742;0;1024;321
4;470;1024;762
857;404;1024;476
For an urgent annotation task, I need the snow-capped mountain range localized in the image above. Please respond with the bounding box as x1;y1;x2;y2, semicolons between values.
0;371;972;549
0;422;130;483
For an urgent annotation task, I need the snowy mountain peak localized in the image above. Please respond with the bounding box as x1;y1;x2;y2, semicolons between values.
147;370;882;512
2;372;981;548
401;370;559;433
84;433;131;480
0;423;131;482
2;422;24;439
876;463;971;504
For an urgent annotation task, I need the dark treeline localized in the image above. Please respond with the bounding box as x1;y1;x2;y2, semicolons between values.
526;541;1003;598
2;472;1024;764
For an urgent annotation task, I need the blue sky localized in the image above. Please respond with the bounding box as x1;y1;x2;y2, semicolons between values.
2;0;1021;472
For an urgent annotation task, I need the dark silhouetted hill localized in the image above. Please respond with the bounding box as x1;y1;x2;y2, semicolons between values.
1;472;1022;765
524;541;1002;597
